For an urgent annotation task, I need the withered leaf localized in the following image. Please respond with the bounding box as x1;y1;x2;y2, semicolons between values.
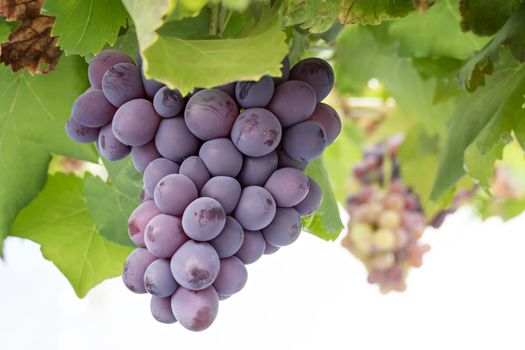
0;0;62;74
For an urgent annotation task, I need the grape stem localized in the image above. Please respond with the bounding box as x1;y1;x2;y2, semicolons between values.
209;3;220;36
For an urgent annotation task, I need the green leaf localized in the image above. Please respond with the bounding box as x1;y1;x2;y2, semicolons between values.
84;158;142;246
459;3;525;91
0;57;97;253
389;0;489;60
431;65;525;199
123;0;287;93
284;0;340;33
303;157;344;241
84;174;138;247
324;122;363;204
11;173;132;298
459;0;523;36
43;0;129;56
143;7;288;93
338;0;416;25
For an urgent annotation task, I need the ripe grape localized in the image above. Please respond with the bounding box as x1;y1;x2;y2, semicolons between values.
155;117;200;163
277;148;308;170
214;82;236;97
262;207;301;247
283;120;327;162
238;151;278;187
294;177;322;216
309;103;341;145
230;108;282;157
128;200;161;247
210;217;244;258
263;241;279;255
264;167;309;207
170;240;220;291
179;156;210;191
182;197;226;241
235;76;274;108
131;141;161;173
102;63;145;107
143;158;180;198
72;89;116;128
289;57;334;102
97;123;131;161
150;296;176;324
199;138;243;177
88;50;134;89
213;256;248;296
122;248;156;294
144;214;188;258
153;86;184;118
171;287;219;331
154;174;198;216
200;176;242;215
235;230;265;264
144;259;179;297
112;99;160;146
273;56;290;85
185;89;238;140
234;186;276;231
65;117;99;143
267;80;316;127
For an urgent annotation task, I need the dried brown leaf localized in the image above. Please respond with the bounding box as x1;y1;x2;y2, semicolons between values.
0;0;61;73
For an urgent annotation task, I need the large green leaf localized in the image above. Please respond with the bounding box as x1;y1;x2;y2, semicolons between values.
303;157;344;241
123;0;288;93
338;0;416;25
459;3;525;91
389;0;489;60
11;173;132;298
43;0;129;56
431;65;525;199
0;57;97;253
84;159;142;246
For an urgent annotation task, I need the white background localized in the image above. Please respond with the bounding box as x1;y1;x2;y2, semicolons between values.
1;208;524;350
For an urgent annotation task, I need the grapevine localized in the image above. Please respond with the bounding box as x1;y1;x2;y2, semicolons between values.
0;0;524;334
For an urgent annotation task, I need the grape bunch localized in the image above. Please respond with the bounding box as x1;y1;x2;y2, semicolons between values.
65;50;341;330
341;138;430;293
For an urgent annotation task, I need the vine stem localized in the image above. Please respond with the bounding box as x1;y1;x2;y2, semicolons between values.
209;3;220;36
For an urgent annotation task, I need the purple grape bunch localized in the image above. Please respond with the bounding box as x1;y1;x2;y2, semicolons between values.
66;50;341;331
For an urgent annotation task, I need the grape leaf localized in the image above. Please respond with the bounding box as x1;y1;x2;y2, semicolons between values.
459;0;523;36
324;122;363;204
0;56;97;254
459;3;525;91
389;0;489;60
0;0;61;73
431;65;525;199
284;0;340;33
43;0;128;56
303;157;344;241
338;0;417;25
10;173;132;298
123;0;288;93
84;159;141;247
84;174;137;247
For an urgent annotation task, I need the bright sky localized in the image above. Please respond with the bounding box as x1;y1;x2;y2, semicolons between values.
1;208;524;350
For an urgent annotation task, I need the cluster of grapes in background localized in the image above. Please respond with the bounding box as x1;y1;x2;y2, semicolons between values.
341;137;430;293
65;50;341;331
